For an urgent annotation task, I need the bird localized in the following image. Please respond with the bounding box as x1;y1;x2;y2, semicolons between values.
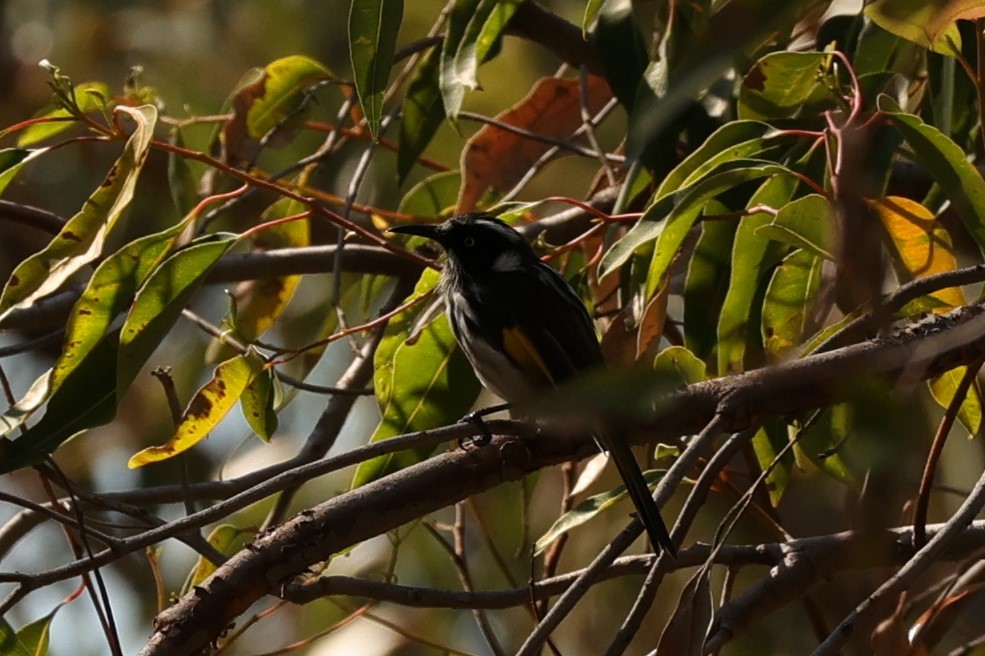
388;212;675;555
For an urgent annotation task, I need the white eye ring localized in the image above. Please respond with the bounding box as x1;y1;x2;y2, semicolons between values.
463;237;475;247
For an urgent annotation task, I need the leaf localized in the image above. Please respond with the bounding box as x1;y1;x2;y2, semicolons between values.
0;105;158;323
738;51;838;121
17;81;112;147
241;368;279;442
206;197;309;363
0;611;54;656
756;194;836;260
352;270;481;487
439;0;523;119
654;567;714;656
762;249;823;359
716;175;797;375
534;469;667;554
751;420;792;505
118;233;238;395
181;524;256;593
880;99;985;251
683;207;736;362
929;367;983;437
398;48;445;183
600;159;794;283
223;56;332;164
129;351;266;468
349;0;403;137
865;0;978;56
582;0;606;35
458;75;613;212
870;195;965;309
398;170;461;217
0;148;47;197
652;346;708;387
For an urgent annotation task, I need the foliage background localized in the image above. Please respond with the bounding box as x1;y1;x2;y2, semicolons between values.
2;1;985;655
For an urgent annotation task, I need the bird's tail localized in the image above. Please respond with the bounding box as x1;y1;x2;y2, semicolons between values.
604;436;676;556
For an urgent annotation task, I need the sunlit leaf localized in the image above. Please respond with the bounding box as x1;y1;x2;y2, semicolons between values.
929;367;983;438
0;105;157;323
739;51;838;121
0;610;54;656
870;195;965;309
756;194;836;260
751;420;792;505
865;0;978;56
129;351;266;468
17;81;112;147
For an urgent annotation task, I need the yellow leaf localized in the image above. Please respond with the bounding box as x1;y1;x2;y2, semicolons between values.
128;352;265;468
870;196;965;310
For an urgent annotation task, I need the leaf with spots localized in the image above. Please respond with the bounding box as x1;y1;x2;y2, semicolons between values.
118;233;238;396
223;56;332;165
128;350;266;468
0;105;157;323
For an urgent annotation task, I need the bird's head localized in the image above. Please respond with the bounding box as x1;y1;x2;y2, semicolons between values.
388;213;536;278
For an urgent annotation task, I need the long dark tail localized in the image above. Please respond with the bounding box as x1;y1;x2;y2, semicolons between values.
604;436;676;556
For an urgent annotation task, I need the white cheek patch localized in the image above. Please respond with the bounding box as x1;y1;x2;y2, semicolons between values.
491;250;523;272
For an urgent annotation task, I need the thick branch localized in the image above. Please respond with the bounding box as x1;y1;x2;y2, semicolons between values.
137;304;985;654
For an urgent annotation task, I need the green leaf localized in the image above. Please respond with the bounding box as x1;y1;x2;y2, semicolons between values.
118;233;238;395
17;81;112;147
440;0;522;119
716;175;797;375
0;148;43;197
129;351;266;468
352;270;481;487
751;420;791;505
882;98;985;251
582;0;606;35
0;105;158;323
0;611;54;656
795;405;854;483
929;367;984;438
398;47;444;183
241;367;279;442
601;159;793;290
397;169;461;217
738;51;838;121
865;0;973;56
652;346;708;386
246;55;332;140
534;469;666;553
683;211;736;362
349;0;403;137
756;194;836;260
762;249;823;359
181;524;256;594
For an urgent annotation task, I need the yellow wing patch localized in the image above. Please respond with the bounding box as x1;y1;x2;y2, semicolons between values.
501;326;554;386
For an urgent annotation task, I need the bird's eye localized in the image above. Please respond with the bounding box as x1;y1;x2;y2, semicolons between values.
463;237;476;247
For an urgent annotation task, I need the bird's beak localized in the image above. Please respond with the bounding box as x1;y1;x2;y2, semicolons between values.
387;223;444;243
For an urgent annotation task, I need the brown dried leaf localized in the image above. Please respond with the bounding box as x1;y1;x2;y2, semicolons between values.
457;75;612;212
